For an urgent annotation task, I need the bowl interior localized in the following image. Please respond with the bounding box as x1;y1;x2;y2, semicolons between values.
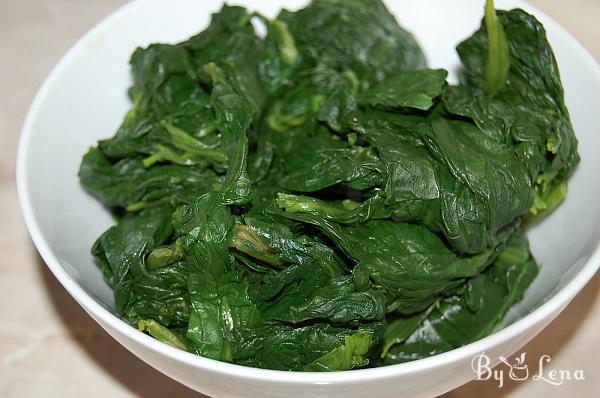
20;0;600;346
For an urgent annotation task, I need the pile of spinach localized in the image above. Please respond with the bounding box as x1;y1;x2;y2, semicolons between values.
79;0;578;371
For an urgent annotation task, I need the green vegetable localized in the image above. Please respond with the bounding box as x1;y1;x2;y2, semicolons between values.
360;69;448;110
383;232;539;364
484;0;510;95
305;331;374;371
80;0;578;371
138;319;190;351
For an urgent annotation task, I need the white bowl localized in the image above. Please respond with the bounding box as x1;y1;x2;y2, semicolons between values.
16;0;600;397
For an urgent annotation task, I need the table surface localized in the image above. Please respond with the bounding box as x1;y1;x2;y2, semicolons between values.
1;1;598;397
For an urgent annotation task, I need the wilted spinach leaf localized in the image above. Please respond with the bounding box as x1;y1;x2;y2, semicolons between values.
382;232;538;364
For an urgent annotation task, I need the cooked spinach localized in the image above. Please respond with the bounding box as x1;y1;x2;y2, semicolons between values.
79;0;578;371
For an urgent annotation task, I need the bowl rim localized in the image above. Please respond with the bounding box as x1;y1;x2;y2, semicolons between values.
16;0;600;385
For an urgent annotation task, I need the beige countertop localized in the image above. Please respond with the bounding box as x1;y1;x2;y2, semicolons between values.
1;1;598;397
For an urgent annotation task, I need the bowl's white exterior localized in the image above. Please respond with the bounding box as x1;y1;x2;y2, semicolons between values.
16;0;600;397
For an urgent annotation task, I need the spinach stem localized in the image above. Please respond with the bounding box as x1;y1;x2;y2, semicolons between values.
484;0;510;96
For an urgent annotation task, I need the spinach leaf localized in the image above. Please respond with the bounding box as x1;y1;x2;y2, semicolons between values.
173;193;261;361
91;206;183;322
360;69;448;111
278;0;426;86
281;146;386;192
232;322;383;371
444;6;579;210
271;208;497;314
304;330;374;371
383;232;538;364
79;147;220;210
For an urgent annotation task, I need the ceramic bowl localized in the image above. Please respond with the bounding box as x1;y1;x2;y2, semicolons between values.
17;0;600;396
